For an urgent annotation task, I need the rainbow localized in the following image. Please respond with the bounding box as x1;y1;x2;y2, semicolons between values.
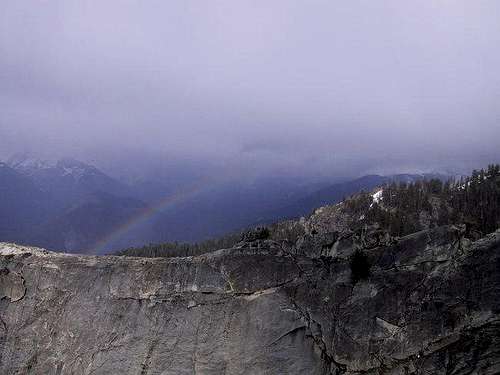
91;178;212;254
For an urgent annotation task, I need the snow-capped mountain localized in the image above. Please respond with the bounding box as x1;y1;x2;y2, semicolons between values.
7;155;132;204
6;155;54;172
1;156;146;252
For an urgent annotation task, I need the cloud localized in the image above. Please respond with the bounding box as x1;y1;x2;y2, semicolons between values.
1;1;499;177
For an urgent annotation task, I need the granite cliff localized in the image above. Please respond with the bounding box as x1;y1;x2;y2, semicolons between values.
1;222;499;374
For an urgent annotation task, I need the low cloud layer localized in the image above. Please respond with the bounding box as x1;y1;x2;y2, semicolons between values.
1;1;499;178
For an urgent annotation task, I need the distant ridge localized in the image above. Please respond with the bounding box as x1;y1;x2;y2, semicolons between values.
269;173;449;221
0;155;452;254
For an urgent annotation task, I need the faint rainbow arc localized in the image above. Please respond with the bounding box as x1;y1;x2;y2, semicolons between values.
91;179;211;254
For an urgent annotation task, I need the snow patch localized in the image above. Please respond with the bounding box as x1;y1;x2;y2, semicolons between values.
314;207;325;215
372;189;383;203
61;166;88;181
370;189;383;208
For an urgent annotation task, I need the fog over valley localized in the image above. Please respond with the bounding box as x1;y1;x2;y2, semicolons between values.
1;1;499;180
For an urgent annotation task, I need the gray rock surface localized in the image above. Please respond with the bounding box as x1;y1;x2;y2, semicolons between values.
1;225;499;374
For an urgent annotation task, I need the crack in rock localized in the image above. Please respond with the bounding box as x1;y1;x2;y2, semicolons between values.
0;268;26;302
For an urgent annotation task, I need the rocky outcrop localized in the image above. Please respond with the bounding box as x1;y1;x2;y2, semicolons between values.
1;226;499;374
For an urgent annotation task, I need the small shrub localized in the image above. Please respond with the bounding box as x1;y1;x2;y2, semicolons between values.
350;250;370;283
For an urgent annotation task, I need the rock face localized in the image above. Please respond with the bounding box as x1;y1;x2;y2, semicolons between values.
1;226;499;374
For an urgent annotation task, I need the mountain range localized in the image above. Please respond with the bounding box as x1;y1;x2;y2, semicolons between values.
0;155;449;254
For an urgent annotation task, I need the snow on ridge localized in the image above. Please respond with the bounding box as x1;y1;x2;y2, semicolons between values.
9;157;55;170
370;189;383;208
372;189;383;203
62;166;87;180
8;156;98;181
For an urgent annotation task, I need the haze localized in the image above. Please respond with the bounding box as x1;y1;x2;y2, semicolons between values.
1;1;500;179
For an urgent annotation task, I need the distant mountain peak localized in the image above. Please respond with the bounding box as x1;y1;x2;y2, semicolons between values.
7;154;55;172
56;158;100;180
6;155;102;181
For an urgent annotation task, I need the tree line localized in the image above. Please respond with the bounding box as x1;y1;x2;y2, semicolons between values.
117;164;500;258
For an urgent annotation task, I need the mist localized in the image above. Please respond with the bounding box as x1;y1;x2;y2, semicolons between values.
1;1;500;180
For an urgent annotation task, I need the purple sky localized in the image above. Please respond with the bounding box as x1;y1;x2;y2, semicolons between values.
1;1;499;178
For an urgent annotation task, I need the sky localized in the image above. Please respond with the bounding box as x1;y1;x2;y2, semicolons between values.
1;1;500;180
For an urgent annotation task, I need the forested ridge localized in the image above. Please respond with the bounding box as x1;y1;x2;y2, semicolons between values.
365;164;500;237
117;164;500;258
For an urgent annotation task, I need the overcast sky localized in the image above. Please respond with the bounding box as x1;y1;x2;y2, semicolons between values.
1;1;499;179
